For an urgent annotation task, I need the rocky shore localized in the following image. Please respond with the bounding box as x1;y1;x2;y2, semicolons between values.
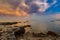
0;22;60;40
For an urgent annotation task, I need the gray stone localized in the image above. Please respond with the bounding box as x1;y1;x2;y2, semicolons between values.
0;25;19;40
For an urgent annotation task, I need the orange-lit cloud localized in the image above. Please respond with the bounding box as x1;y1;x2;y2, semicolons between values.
0;0;29;17
0;9;29;17
0;0;51;16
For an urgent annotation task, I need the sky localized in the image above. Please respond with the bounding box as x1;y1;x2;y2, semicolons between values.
0;0;60;34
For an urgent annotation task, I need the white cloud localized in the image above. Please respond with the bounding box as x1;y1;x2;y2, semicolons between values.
32;0;49;12
48;0;57;8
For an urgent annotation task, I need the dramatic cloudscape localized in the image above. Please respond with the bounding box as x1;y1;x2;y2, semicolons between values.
0;0;60;34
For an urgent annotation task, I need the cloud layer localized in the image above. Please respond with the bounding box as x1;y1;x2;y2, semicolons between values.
0;0;52;16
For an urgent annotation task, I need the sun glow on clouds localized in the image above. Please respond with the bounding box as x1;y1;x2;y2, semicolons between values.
0;0;51;17
0;0;29;17
0;0;58;17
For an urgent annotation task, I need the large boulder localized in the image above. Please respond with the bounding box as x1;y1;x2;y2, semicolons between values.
47;31;59;37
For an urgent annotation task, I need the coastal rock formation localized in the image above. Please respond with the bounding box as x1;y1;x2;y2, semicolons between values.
47;31;59;37
0;22;31;40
